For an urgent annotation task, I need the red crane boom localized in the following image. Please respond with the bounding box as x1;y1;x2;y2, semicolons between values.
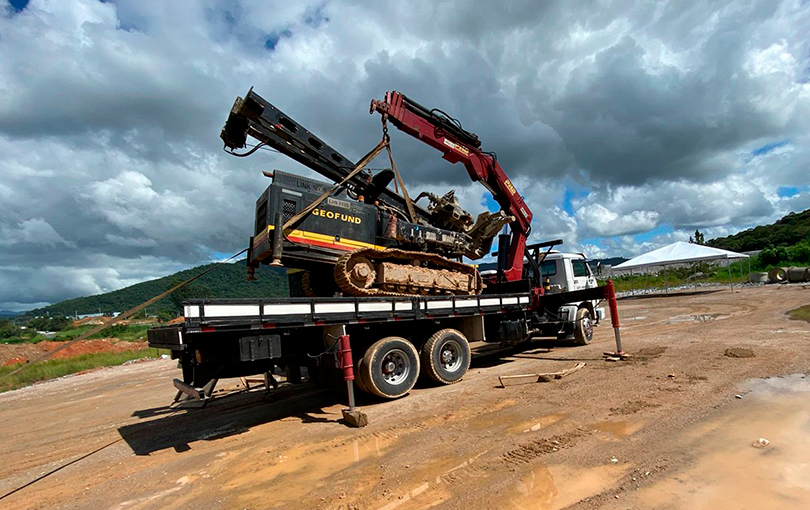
370;91;533;282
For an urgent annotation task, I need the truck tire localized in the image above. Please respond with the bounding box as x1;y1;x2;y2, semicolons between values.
573;308;593;346
354;357;369;394
360;337;420;399
420;329;471;385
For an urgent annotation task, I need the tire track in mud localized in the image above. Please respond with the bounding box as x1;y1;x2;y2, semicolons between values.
369;427;596;510
499;428;592;466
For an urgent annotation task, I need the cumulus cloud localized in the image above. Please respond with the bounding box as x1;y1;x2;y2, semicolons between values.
575;205;659;237
0;0;809;310
0;219;74;247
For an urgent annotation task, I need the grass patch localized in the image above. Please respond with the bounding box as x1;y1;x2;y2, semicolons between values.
0;348;164;393
787;304;810;323
604;259;752;293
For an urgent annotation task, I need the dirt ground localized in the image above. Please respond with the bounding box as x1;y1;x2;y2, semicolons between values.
0;284;809;510
0;339;148;366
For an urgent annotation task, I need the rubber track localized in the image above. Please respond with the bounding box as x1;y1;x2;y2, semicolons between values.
334;248;483;298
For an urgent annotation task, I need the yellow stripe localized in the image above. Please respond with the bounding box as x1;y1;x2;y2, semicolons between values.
263;225;385;251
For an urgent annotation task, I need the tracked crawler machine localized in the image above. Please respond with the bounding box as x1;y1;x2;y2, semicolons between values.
220;89;533;297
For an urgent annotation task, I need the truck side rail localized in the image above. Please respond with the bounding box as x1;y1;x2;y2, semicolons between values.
181;293;532;332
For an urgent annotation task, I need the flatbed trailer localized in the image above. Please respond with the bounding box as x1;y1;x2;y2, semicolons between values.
148;283;623;402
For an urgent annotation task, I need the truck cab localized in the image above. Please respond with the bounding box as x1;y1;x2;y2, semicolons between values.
540;252;597;293
525;251;605;344
482;248;606;345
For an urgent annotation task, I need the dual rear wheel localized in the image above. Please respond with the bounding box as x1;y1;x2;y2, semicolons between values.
355;329;471;399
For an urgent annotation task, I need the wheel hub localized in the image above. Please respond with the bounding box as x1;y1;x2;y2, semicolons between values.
583;318;593;338
379;349;410;384
439;340;463;372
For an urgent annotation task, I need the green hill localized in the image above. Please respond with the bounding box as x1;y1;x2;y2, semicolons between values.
25;260;288;318
708;209;810;252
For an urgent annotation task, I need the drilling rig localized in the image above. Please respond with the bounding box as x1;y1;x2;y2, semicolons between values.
220;89;533;297
145;89;623;403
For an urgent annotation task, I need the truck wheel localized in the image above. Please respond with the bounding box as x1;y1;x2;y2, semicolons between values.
420;329;471;385
360;337;420;399
573;308;593;345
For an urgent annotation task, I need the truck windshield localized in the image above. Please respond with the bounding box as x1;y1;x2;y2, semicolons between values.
572;259;590;277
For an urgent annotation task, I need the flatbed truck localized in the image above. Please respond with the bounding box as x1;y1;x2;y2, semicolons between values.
147;271;622;401
148;89;626;403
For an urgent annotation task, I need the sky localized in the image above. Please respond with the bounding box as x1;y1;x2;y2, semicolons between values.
1;0;809;311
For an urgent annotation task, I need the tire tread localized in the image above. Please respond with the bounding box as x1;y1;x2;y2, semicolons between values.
420;328;471;385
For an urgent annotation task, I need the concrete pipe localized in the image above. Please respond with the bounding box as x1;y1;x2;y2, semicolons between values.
749;272;769;283
768;267;788;283
787;266;807;283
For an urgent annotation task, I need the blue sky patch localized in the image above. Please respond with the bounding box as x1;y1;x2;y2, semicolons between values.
752;139;789;157
9;0;29;12
777;185;809;198
484;193;499;212
562;184;590;215
633;224;673;243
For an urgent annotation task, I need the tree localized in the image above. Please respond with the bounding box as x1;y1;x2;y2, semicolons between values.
168;280;213;313
694;229;705;245
0;319;18;339
156;310;176;323
27;316;71;332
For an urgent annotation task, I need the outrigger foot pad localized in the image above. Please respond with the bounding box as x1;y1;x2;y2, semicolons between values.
342;409;369;428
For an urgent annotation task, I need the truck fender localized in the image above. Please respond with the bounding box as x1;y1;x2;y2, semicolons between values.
558;305;578;330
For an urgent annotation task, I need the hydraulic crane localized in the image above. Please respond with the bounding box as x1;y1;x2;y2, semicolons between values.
369;91;534;283
220;88;533;297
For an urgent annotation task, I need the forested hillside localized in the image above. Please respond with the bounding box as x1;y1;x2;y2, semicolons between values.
708;209;810;252
25;261;288;318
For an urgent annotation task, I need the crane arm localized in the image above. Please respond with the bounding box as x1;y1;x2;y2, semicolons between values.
370;91;534;281
221;89;432;223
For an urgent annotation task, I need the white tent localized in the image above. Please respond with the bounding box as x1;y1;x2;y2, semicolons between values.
614;241;748;270
613;241;749;293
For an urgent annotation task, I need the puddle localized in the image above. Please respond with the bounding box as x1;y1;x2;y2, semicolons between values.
637;374;810;509
508;464;629;510
510;413;567;434
466;399;519;430
665;314;730;324
589;418;645;438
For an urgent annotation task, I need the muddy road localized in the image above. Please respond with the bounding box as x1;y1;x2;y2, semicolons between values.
1;284;809;510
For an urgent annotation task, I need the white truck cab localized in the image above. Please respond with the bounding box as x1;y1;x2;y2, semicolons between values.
537;252;606;344
480;250;605;345
540;252;597;293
